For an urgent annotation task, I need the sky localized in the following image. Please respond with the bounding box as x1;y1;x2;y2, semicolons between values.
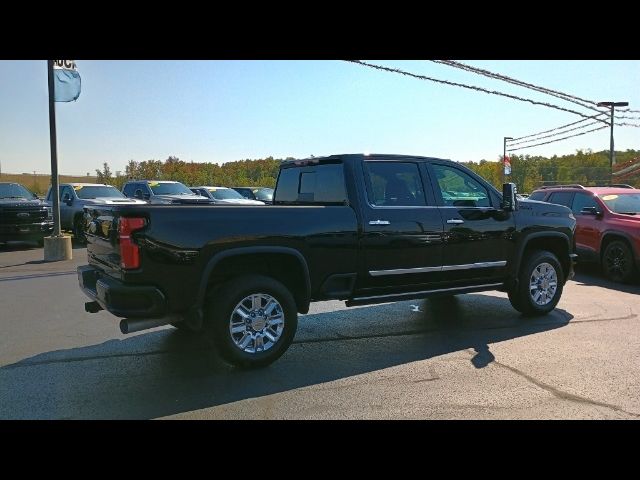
0;60;638;176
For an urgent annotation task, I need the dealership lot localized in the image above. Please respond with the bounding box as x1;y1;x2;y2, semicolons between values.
0;244;638;419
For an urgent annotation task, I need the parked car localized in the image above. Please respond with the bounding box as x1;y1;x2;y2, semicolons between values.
45;183;146;243
122;180;210;204
232;187;274;203
529;184;640;282
78;154;576;369
190;186;265;205
0;182;53;247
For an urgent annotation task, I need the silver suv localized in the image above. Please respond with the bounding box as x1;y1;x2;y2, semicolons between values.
45;183;146;243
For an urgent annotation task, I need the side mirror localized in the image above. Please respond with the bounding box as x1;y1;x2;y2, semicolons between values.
580;206;602;217
134;189;144;200
62;193;72;206
143;193;150;200
502;182;519;212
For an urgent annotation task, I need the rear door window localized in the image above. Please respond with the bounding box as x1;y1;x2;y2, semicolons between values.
528;191;546;201
364;162;427;207
548;191;574;208
123;183;136;197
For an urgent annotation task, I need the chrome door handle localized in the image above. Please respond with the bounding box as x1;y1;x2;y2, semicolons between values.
446;219;464;224
369;220;390;225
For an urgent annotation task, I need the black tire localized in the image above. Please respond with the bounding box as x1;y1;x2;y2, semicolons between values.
508;250;564;316
36;238;45;248
507;289;524;313
204;274;298;369
602;240;635;283
73;216;87;245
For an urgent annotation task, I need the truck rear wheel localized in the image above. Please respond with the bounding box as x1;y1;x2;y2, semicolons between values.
204;274;298;369
508;250;564;316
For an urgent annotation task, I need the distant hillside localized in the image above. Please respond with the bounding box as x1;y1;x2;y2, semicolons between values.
0;173;99;195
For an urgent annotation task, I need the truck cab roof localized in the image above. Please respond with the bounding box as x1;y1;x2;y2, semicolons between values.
281;153;454;167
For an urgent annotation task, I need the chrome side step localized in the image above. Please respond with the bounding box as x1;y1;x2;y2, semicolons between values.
345;282;504;307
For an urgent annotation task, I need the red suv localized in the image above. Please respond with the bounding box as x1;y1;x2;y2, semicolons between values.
529;184;640;283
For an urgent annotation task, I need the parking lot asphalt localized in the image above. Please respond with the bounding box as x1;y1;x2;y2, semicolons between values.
1;243;639;419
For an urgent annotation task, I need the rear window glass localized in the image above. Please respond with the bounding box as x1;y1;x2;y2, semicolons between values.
275;163;347;204
548;191;574;208
528;191;546;201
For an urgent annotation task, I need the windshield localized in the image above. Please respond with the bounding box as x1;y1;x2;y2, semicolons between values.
149;182;194;195
75;185;125;199
208;188;245;200
254;188;274;201
599;193;640;214
0;183;36;199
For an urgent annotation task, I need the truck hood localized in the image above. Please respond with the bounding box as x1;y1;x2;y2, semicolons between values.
213;198;265;205
0;198;47;207
517;198;573;216
609;212;640;223
85;197;148;205
149;194;212;204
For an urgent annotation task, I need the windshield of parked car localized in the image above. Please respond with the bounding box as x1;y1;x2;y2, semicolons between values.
598;193;640;214
208;188;245;200
75;185;125;199
149;182;194;195
254;188;274;201
0;183;36;199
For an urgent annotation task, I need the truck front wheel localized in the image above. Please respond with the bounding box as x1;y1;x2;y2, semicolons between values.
508;250;564;316
204;274;298;369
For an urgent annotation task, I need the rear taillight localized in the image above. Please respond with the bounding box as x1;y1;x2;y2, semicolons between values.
119;217;146;269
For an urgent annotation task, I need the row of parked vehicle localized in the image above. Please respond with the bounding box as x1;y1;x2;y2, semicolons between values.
0;179;274;246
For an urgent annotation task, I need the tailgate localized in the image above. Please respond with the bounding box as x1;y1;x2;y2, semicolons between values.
83;205;127;277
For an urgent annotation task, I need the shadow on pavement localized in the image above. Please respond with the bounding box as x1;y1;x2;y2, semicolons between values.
0;241;40;252
0;293;573;419
573;263;640;294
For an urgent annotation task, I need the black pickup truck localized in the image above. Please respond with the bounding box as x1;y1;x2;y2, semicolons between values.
1;182;53;246
78;154;577;368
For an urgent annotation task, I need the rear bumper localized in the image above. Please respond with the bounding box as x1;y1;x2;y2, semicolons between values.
0;222;53;241
77;265;167;318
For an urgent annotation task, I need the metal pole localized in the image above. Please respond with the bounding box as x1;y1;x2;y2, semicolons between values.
609;105;615;180
502;137;506;185
47;60;62;237
503;137;509;185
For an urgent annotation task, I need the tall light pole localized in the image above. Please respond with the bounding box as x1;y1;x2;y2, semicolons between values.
597;101;629;181
503;136;513;185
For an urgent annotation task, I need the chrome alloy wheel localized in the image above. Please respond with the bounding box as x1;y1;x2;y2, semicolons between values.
229;293;285;354
529;262;558;306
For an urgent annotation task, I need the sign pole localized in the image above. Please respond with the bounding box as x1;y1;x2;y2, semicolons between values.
44;60;72;261
47;60;62;236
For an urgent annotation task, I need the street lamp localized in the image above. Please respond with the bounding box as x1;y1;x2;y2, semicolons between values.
597;101;629;181
503;136;513;185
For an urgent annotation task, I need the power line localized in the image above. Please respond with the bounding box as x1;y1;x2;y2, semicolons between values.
507;125;609;152
507;113;608;143
431;60;640;118
431;60;601;114
345;60;606;121
507;121;606;147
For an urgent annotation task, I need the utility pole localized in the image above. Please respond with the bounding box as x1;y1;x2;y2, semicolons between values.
503;136;513;185
597;101;629;182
